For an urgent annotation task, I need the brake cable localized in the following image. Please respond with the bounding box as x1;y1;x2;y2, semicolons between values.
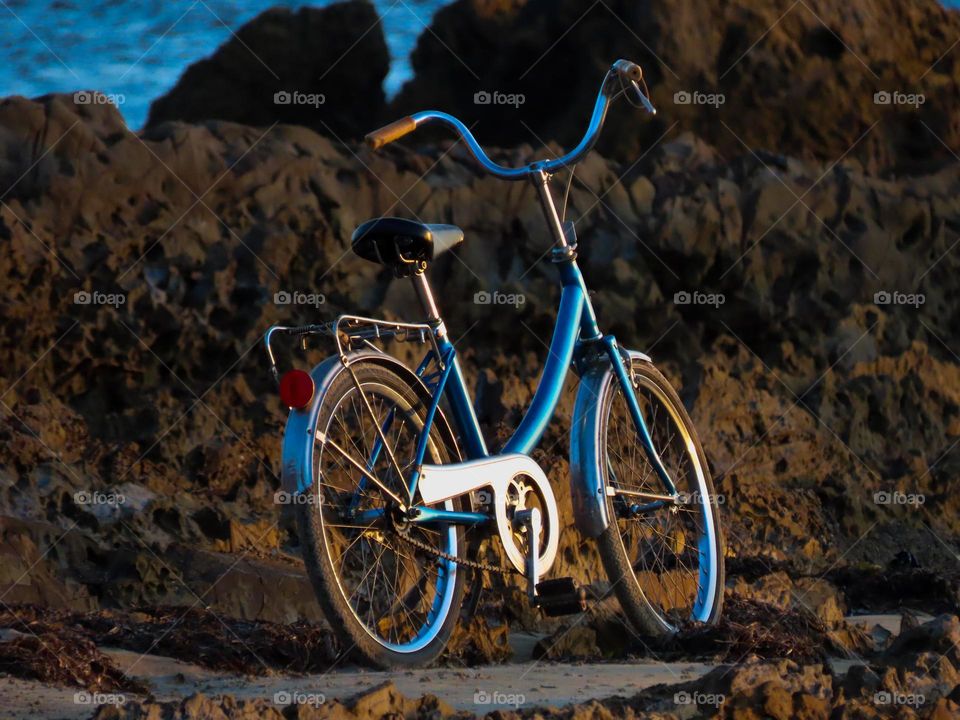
559;165;575;223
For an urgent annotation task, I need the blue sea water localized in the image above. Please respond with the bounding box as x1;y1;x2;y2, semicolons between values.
1;1;958;130
0;0;448;130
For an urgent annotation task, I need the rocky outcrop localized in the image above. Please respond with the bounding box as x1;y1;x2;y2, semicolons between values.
392;0;960;173
0;4;958;717
146;2;389;137
1;61;959;632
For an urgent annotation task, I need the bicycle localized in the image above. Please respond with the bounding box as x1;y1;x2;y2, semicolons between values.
264;59;724;669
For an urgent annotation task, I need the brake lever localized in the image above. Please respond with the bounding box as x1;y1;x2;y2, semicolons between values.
630;79;657;115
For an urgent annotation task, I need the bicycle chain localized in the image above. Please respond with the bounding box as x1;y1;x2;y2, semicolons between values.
390;526;520;576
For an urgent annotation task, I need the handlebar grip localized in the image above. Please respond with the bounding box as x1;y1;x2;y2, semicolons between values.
365;116;417;150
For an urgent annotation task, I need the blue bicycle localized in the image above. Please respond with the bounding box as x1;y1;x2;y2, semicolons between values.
265;59;724;668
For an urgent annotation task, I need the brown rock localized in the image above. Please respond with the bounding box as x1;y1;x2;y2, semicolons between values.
147;2;389;138
533;624;602;661
394;0;960;173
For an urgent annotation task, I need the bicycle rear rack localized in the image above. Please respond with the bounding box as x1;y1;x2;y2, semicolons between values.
264;314;442;383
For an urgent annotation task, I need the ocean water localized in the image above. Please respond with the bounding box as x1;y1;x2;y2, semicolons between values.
0;0;448;129
1;1;957;130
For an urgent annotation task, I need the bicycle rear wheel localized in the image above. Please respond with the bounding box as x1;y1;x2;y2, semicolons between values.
595;358;724;637
296;360;467;668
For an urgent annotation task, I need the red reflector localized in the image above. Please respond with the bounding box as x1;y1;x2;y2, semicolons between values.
279;369;315;409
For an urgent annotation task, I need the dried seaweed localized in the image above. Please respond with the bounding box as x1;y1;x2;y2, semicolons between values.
0;610;147;693
0;604;339;677
670;596;831;663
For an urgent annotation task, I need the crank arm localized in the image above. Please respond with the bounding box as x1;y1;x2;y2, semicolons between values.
515;508;542;601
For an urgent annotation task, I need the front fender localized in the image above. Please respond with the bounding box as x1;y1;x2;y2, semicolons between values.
569;348;651;537
280;351;459;495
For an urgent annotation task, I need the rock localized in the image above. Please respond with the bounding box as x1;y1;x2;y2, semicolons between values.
901;609;922;632
730;571;847;625
93;694;285;720
1;25;960;642
532;624;601;660
147;2;389;138
827;565;960;616
393;0;960;172
695;660;833;720
0;518;98;611
446;615;512;665
883;614;960;666
795;578;847;626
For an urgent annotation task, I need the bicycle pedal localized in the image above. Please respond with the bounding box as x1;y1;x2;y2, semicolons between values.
534;577;588;617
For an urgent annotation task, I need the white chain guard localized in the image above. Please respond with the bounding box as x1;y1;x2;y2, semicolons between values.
418;454;560;575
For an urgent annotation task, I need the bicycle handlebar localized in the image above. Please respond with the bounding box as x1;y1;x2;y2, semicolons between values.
364;59;655;181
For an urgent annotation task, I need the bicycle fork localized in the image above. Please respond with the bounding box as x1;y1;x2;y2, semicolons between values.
602;336;679;499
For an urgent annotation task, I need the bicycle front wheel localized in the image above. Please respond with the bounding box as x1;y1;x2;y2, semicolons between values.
595;358;724;637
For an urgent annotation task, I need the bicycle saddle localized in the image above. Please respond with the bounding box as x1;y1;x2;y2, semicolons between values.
351;217;464;276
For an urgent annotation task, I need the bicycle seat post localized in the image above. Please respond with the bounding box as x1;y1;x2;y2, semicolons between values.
411;268;443;329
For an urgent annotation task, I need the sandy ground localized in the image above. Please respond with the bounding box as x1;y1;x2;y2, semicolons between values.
0;615;919;720
0;656;725;719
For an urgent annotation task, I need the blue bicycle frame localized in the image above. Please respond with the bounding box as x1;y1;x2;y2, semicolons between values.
278;59;676;533
394;234;676;530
